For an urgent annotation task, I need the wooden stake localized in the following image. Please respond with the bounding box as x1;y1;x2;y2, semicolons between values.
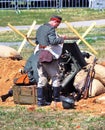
8;23;36;47
65;21;98;55
18;21;36;53
77;22;96;45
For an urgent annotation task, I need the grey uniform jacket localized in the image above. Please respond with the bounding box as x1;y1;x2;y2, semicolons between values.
36;23;64;46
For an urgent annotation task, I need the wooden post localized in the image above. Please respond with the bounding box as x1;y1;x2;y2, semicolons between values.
17;21;36;53
8;23;36;47
77;22;96;45
65;21;98;55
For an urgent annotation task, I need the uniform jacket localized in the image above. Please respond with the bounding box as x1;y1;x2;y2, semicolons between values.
36;23;64;46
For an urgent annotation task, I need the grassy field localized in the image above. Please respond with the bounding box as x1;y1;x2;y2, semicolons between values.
0;8;105;130
0;106;105;130
0;8;105;26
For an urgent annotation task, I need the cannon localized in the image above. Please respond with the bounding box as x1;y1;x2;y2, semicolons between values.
24;42;87;96
59;42;87;95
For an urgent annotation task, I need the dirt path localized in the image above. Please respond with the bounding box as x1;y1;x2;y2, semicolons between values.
0;19;105;32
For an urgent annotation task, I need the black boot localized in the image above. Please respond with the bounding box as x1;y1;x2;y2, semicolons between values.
53;87;60;102
37;87;46;106
43;84;52;105
1;89;13;102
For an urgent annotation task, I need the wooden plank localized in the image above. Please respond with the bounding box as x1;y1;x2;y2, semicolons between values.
65;21;98;55
77;22;96;45
8;23;36;47
18;20;36;53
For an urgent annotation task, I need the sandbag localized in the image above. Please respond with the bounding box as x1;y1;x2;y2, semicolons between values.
74;65;105;98
89;79;105;97
100;61;105;67
94;64;105;85
84;55;96;64
0;45;22;60
74;69;87;90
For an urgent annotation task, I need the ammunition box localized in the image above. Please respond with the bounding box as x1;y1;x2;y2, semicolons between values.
13;85;37;105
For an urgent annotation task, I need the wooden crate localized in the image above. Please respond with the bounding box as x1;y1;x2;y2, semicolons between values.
13;85;37;105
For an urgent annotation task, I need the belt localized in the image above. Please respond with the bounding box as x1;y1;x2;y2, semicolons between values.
39;45;47;49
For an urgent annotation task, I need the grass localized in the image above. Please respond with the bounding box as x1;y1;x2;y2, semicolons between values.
0;8;105;26
0;106;105;130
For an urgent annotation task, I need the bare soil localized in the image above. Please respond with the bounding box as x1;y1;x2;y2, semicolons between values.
0;57;105;115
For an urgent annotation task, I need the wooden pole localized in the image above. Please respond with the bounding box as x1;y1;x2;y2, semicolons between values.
65;21;98;55
77;22;96;45
8;23;36;47
18;21;36;53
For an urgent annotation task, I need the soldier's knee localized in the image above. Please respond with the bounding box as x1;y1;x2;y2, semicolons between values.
39;77;48;86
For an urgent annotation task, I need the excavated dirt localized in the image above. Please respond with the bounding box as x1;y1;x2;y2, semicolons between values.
0;57;105;115
0;58;26;106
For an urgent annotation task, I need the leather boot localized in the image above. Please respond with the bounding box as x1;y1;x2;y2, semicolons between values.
53;87;60;102
37;87;46;106
1;89;13;102
43;84;52;105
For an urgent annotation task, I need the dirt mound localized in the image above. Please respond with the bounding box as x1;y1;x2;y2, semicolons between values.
0;58;26;97
76;93;105;115
0;58;105;115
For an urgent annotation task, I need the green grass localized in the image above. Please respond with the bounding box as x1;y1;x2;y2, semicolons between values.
0;106;105;130
0;8;105;26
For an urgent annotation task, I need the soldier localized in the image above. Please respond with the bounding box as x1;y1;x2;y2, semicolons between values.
34;15;66;106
